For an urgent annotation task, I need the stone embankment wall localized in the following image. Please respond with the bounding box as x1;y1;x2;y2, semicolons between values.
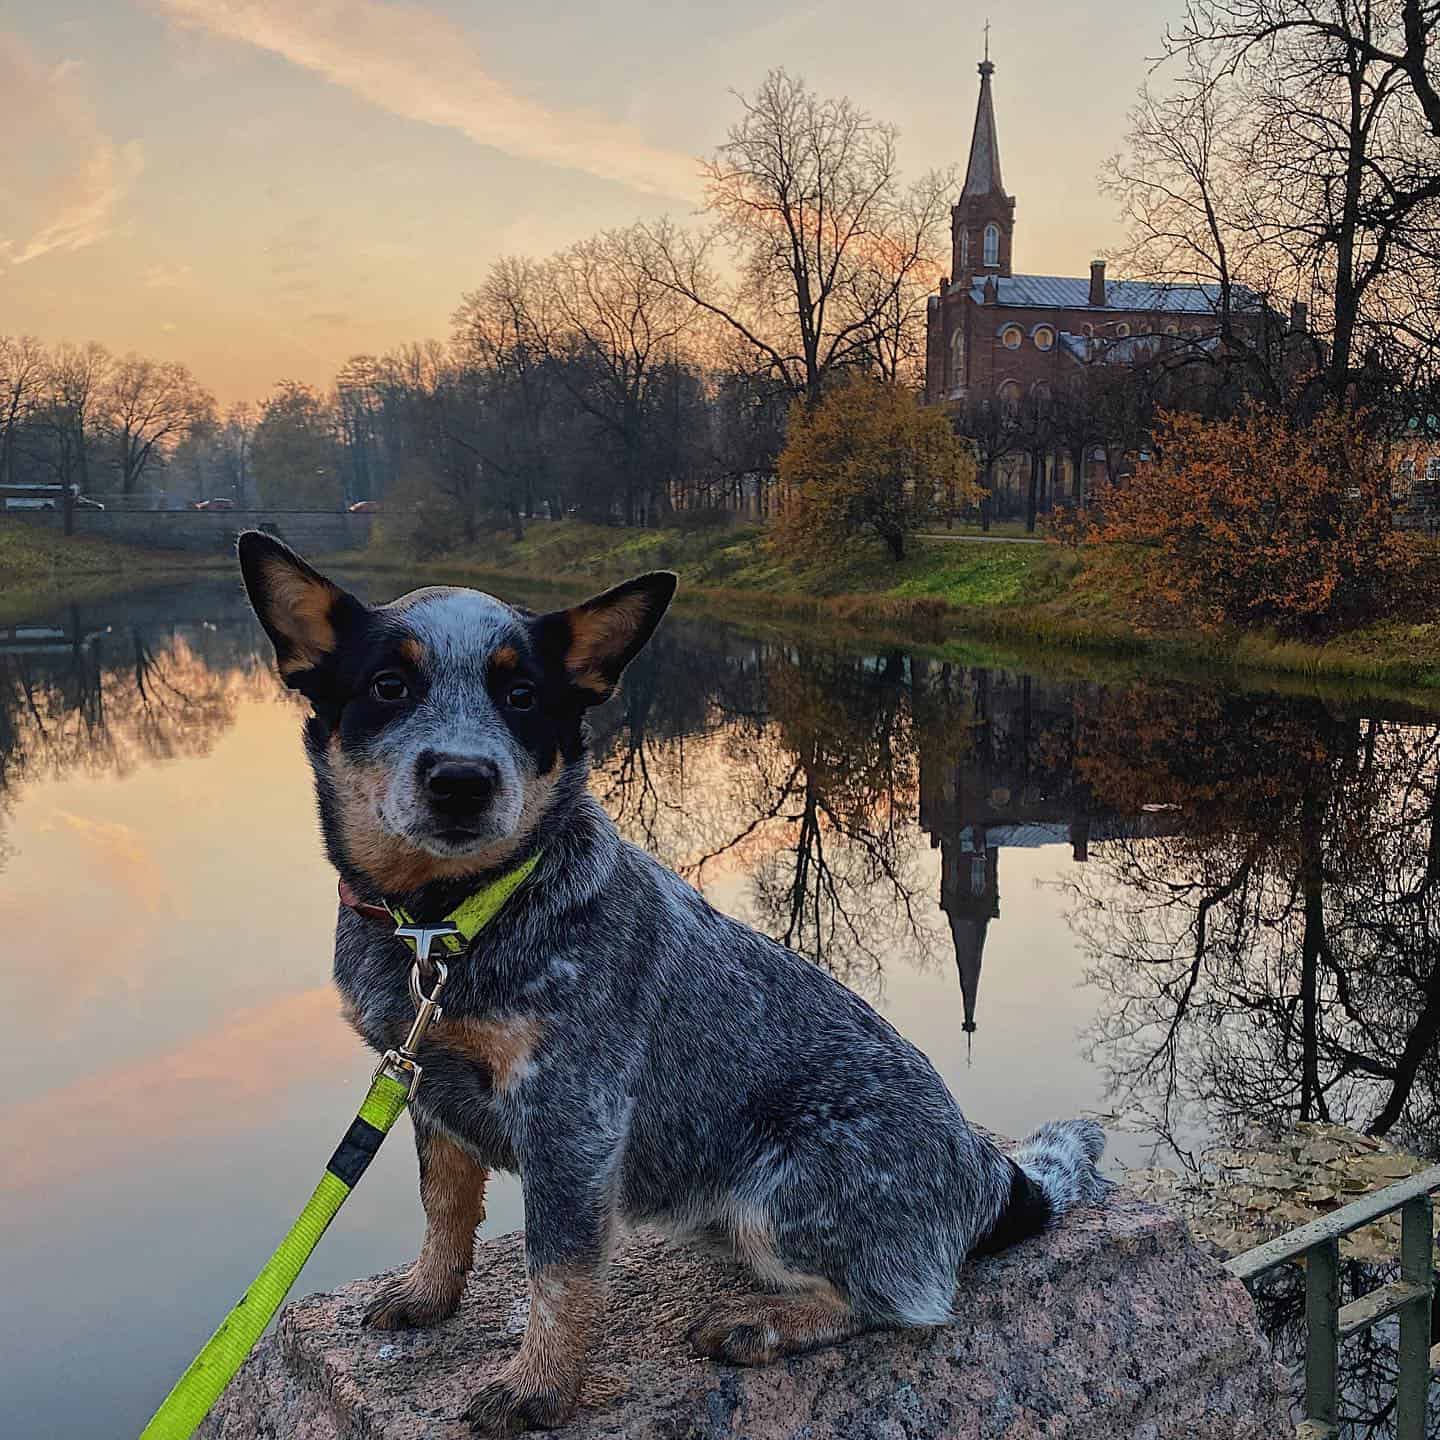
11;508;374;553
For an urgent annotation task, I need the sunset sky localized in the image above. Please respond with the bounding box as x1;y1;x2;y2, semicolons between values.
5;0;1182;406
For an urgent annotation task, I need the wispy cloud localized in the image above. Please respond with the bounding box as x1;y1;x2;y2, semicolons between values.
0;34;144;267
149;0;700;199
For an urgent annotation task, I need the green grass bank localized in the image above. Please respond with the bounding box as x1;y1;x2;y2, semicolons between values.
0;522;221;627
6;516;1440;698
358;520;1440;695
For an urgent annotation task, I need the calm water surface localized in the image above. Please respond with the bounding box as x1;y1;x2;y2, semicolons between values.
5;577;1440;1438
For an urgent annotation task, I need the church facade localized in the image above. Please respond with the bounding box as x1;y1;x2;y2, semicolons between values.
923;57;1227;425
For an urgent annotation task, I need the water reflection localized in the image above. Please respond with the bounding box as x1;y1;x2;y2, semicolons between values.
1062;685;1440;1163
6;579;1440;1437
7;584;1440;1147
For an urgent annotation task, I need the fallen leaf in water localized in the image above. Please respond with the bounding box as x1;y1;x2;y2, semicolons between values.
1123;1122;1437;1260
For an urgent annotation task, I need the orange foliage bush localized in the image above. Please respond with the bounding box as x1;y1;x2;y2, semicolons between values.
1082;409;1428;636
774;374;978;563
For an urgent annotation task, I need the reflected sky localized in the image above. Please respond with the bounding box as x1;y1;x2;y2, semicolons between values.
4;578;1440;1437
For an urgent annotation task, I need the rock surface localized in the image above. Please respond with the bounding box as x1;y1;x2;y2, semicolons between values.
199;1191;1291;1439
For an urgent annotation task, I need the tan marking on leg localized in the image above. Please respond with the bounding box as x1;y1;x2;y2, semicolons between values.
364;1134;488;1330
728;1208;809;1291
435;1015;544;1094
687;1284;862;1366
463;1263;602;1433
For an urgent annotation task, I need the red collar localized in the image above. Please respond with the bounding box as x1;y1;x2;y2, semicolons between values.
338;876;396;928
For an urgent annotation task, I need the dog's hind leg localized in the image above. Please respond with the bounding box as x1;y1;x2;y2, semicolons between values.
364;1120;488;1330
686;1284;868;1365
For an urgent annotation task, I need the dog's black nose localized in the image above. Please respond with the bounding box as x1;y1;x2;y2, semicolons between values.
423;758;500;814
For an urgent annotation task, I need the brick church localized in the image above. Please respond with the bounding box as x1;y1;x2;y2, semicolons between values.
924;54;1228;476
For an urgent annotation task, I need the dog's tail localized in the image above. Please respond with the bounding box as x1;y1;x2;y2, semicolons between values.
974;1119;1112;1257
1014;1118;1111;1214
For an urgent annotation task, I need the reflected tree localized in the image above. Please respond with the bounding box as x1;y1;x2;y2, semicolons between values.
1066;683;1440;1158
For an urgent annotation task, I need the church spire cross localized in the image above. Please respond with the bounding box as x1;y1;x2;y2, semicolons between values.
963;43;1003;196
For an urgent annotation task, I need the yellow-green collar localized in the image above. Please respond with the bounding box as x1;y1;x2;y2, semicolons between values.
341;851;542;956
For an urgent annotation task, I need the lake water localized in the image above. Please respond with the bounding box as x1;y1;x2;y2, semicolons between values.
4;575;1440;1438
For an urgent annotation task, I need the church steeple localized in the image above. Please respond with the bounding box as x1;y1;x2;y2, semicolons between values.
952;48;1016;285
962;57;1004;199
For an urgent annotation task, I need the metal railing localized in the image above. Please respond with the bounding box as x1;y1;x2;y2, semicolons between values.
1228;1163;1440;1438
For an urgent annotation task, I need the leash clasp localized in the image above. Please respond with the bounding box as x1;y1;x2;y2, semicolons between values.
375;924;456;1100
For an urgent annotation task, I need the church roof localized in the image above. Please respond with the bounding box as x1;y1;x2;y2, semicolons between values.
962;60;1005;199
968;273;1236;313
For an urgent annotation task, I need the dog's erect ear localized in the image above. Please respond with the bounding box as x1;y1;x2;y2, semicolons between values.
537;571;677;706
237;532;361;685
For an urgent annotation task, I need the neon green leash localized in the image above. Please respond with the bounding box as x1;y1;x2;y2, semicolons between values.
137;854;541;1440
137;1070;411;1440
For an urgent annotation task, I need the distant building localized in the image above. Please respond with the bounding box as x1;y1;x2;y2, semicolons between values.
923;55;1238;497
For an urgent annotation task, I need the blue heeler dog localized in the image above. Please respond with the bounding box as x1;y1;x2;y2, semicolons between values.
238;532;1111;1436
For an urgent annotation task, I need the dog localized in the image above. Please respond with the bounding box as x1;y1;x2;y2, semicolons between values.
237;531;1111;1435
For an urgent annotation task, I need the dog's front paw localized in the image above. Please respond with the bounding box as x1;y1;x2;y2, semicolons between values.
362;1271;463;1331
686;1299;782;1366
462;1375;576;1435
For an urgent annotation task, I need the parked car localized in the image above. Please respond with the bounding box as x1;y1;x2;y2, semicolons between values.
3;497;56;511
192;497;236;511
348;499;381;513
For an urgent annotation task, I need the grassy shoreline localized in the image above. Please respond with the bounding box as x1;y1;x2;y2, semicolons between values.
6;517;1440;697
0;524;225;628
356;520;1440;695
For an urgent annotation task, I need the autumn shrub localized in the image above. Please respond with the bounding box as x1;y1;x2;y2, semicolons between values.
1081;408;1429;636
773;373;978;564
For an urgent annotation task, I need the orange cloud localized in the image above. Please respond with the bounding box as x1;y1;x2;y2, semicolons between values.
149;0;700;199
0;35;144;267
44;809;177;917
3;986;358;1193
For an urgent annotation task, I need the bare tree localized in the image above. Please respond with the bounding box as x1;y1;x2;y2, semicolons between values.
954;392;1022;530
644;70;952;404
452;256;562;530
103;355;216;496
1109;4;1440;411
542;226;697;523
43;343;112;531
217;402;256;508
0;336;46;489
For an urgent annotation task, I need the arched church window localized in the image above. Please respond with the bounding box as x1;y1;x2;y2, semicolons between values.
950;330;966;386
1033;325;1055;351
998;380;1021;415
983;223;1000;267
959;229;969;271
1001;325;1022;350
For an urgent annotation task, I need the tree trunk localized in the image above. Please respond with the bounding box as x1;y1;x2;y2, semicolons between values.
980;460;993;532
1025;451;1041;533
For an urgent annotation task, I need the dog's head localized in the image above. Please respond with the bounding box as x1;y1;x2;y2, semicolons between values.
238;532;675;895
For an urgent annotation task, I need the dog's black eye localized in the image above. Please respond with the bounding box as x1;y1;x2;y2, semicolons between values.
506;682;537;712
371;670;410;703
